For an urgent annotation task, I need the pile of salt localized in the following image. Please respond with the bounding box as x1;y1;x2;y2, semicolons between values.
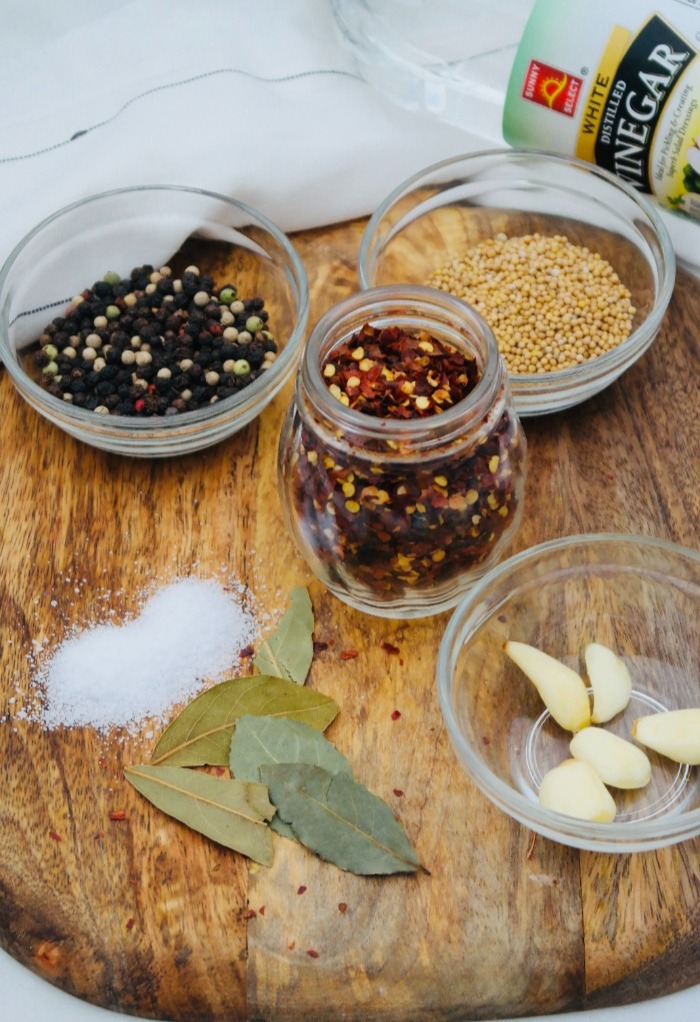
37;578;257;733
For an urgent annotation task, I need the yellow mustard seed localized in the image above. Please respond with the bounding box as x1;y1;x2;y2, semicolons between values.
426;233;635;374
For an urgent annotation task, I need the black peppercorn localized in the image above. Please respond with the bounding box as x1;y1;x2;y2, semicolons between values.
29;263;277;418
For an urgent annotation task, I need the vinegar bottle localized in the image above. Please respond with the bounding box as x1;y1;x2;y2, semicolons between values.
332;0;700;273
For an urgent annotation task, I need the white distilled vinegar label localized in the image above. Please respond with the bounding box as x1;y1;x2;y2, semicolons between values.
503;0;700;219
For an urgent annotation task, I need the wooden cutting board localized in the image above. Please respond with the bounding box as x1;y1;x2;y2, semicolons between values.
0;217;699;1022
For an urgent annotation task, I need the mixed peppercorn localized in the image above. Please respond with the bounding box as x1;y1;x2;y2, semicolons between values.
31;264;277;416
288;323;523;597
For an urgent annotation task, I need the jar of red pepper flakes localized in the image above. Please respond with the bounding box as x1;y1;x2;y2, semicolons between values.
277;286;527;619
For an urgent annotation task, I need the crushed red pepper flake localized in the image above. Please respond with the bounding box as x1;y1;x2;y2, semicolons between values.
290;320;523;601
381;642;401;655
313;640;329;654
94;831;105;841
322;324;480;419
214;766;227;776
258;905;266;916
393;789;404;797
288;940;296;950
338;902;348;913
306;949;320;959
243;909;257;920
339;648;359;660
482;736;491;746
49;830;62;842
297;885;307;895
109;810;127;821
240;644;255;658
391;710;402;721
98;756;108;768
125;918;135;931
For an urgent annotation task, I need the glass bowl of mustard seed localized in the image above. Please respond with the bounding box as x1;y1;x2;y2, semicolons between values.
359;149;676;416
277;285;527;619
0;185;309;457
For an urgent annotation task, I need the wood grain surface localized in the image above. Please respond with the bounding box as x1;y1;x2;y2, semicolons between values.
0;216;698;1022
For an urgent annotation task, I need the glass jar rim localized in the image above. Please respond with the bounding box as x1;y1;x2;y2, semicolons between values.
298;285;506;444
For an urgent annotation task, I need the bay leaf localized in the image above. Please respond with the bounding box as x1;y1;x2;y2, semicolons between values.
260;763;421;875
254;586;314;684
125;764;275;866
150;675;339;768
230;715;353;840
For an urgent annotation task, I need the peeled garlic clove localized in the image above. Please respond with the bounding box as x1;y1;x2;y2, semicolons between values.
504;641;591;732
538;759;617;822
585;642;632;723
631;709;700;765
570;726;651;789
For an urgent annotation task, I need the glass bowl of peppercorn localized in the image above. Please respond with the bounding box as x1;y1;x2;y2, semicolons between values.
359;149;676;417
277;285;527;619
0;185;309;457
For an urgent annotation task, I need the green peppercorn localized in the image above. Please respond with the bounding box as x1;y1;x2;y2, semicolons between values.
246;315;264;333
103;271;121;286
219;286;237;305
43;343;58;360
42;361;59;376
105;304;120;319
233;359;251;376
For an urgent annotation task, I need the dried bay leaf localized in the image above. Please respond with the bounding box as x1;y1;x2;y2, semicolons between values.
125;764;275;866
231;715;353;780
150;675;339;768
260;763;421;875
231;716;352;840
254;586;314;684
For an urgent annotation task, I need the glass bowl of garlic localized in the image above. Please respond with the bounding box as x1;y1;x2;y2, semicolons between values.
436;533;700;852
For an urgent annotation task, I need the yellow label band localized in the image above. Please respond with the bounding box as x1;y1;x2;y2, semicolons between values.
576;26;631;163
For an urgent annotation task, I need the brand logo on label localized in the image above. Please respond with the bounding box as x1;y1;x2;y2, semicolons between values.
521;59;583;116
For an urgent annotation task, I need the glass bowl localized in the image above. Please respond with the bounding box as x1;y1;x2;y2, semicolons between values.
436;533;700;853
0;185;309;457
359;149;676;416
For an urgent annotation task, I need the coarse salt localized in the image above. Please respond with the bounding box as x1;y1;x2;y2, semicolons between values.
35;578;257;733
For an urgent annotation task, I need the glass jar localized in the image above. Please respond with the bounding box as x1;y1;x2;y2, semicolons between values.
277;286;527;619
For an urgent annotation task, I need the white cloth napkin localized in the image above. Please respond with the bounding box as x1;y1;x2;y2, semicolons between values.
0;0;483;274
